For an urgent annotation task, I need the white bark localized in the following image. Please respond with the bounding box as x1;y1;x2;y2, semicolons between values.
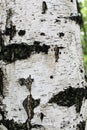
0;0;87;130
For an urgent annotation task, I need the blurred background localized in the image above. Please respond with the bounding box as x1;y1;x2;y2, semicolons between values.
79;0;87;73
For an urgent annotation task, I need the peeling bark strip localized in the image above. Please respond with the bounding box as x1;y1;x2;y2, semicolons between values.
49;87;87;113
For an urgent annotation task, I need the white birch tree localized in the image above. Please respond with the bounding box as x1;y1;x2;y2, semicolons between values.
0;0;87;130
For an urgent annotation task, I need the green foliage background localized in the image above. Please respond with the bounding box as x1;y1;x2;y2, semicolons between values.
80;0;87;72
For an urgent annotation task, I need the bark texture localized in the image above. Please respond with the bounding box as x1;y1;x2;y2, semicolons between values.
0;0;87;130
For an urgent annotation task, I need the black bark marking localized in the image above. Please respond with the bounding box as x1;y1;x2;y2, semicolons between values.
0;105;27;130
23;96;40;118
0;108;5;121
40;112;45;122
55;19;61;23
23;96;40;130
6;9;13;25
18;78;25;86
69;14;83;25
23;75;34;129
0;119;28;130
80;69;83;73
0;42;50;63
77;121;86;130
0;115;45;130
19;75;40;130
76;0;83;26
32;124;45;129
54;46;59;62
40;19;46;22
50;75;53;79
4;8;16;41
40;32;45;36
18;30;26;36
19;75;34;89
48;86;87;113
54;46;64;62
22;75;33;130
2;121;44;130
0;95;40;130
33;41;50;54
24;75;33;92
0;69;4;97
0;117;45;130
4;23;16;41
42;1;48;14
0;31;4;53
60;120;70;129
59;32;65;38
85;74;87;82
56;14;83;25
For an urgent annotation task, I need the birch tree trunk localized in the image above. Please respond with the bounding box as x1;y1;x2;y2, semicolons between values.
0;0;87;130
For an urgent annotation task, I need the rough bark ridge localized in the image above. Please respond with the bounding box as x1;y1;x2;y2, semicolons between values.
0;0;87;130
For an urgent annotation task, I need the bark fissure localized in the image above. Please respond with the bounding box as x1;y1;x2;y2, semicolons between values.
54;46;64;62
19;75;41;130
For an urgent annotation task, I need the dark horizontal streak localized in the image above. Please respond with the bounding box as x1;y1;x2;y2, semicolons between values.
57;14;83;25
0;41;50;63
48;86;87;113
